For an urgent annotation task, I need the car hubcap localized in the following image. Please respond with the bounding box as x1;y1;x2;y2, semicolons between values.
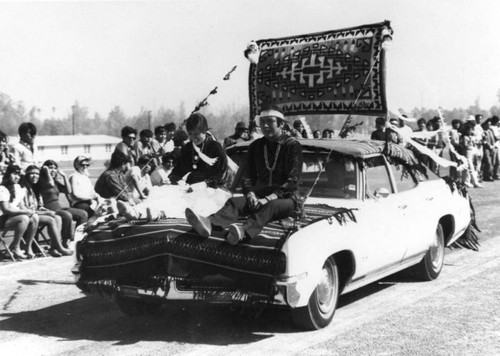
429;227;444;270
317;259;337;314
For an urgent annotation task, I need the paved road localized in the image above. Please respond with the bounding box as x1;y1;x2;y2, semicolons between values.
0;183;499;355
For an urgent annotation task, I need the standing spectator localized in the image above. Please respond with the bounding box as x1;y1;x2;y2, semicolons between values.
151;153;175;186
95;150;135;204
490;116;500;179
68;156;100;218
0;165;39;259
371;117;400;143
449;120;463;180
0;130;15;181
223;122;249;148
114;126;138;167
481;119;496;181
413;118;428;146
23;165;73;257
473;114;484;181
124;155;153;202
36;160;88;247
11;122;40;171
459;123;482;188
431;117;446;176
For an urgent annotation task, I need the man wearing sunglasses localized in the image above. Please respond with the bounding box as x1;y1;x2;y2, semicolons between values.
113;126;138;167
186;104;303;245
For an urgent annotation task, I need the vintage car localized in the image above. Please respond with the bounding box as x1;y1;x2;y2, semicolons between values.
72;139;473;330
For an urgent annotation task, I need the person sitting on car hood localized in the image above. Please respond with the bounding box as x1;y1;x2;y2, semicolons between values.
185;104;303;245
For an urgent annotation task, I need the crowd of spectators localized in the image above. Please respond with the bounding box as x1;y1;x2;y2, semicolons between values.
369;114;500;188
2;111;498;259
0;120;191;260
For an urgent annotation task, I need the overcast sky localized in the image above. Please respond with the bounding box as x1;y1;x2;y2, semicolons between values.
0;0;499;119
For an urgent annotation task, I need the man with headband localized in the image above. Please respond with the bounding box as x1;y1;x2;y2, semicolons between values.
185;104;303;245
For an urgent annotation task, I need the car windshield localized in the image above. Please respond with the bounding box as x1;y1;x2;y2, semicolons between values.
229;150;357;199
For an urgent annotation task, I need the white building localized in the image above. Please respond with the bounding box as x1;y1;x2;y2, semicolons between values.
11;134;121;162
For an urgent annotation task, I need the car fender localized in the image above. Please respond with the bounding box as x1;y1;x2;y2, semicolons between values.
280;218;357;307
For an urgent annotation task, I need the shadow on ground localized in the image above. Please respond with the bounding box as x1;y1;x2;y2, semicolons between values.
0;270;427;346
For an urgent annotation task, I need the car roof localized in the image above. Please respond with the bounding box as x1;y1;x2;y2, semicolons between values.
226;138;420;166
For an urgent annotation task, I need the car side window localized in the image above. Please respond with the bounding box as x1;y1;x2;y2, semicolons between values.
300;153;357;199
365;156;393;199
389;163;417;192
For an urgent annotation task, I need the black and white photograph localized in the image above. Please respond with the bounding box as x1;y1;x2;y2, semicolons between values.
0;1;499;355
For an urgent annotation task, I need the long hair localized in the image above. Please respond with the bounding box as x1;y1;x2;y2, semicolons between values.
1;164;22;203
22;165;42;208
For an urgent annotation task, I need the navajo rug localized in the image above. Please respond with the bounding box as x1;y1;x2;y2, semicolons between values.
249;21;391;119
78;205;356;277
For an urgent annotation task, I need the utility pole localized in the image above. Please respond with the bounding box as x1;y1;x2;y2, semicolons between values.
148;110;152;130
71;105;76;135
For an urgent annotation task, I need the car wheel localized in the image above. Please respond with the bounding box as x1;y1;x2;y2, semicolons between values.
291;257;339;330
414;223;445;281
115;295;162;316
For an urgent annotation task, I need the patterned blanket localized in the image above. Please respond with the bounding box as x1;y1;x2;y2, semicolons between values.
249;21;391;119
78;205;356;277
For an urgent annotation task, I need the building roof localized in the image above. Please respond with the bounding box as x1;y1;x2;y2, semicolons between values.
10;134;121;147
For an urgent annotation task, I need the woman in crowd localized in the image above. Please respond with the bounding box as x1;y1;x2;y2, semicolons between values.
0;165;39;259
69;155;101;218
36;160;88;246
0;130;15;181
23;165;73;257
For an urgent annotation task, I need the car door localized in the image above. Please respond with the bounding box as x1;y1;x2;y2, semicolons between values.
352;155;409;278
387;161;430;258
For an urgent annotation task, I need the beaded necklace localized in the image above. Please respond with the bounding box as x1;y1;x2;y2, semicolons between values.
264;142;281;185
192;141;206;169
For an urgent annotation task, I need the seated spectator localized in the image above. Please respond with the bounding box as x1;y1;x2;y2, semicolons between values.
36;160;88;247
69;156;100;218
23;165;73;257
0;165;39;259
293;119;309;138
0;130;15;181
249;120;263;140
223;121;249;148
322;129;334;139
312;130;321;139
169;113;228;187
124;155;153;202
11;122;40;171
114;126;138;166
151;125;174;168
172;128;189;160
95;150;135;204
134;129;156;166
151;153;175;186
